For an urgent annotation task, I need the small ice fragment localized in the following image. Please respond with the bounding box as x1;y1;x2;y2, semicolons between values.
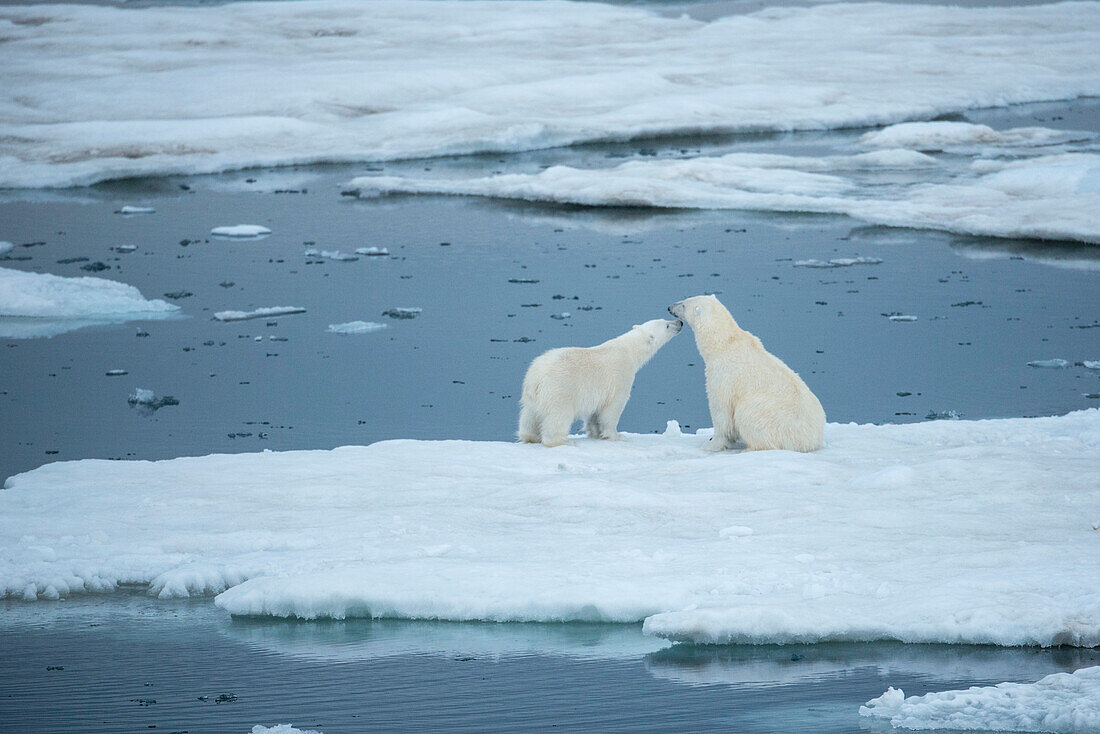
794;257;882;268
304;248;320;256
0;241;13;255
128;388;155;404
210;224;271;238
663;420;682;437
319;250;358;261
1027;359;1069;368
719;525;753;538
355;247;389;256
550;312;571;320
1084;361;1100;370
116;206;155;215
251;725;324;734
886;313;917;322
327;321;387;334
382;307;422;319
213;307;306;322
113;245;137;253
925;410;961;420
105;369;128;376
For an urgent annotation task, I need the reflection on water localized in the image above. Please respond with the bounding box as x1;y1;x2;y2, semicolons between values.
2;596;1097;733
952;235;1100;271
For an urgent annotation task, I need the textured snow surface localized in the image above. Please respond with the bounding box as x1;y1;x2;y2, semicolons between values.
3;1;1100;188
860;666;1100;733
347;148;1100;244
327;320;387;334
0;266;179;337
3;411;1098;647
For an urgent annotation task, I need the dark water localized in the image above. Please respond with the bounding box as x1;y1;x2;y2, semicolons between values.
2;596;1098;734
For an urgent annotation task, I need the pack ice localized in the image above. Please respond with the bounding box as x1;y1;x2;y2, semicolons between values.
2;1;1100;188
2;411;1098;649
0;266;179;338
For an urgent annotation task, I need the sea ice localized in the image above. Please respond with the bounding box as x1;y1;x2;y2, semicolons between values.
2;409;1098;648
2;2;1100;188
887;314;917;322
116;205;155;215
794;257;882;268
251;726;323;734
213;307;306;322
0;242;13;255
382;307;422;319
210;225;272;239
1028;359;1071;369
318;250;358;262
0;266;178;338
355;247;389;256
1085;361;1100;370
859;666;1100;733
127;388;178;411
327;321;387;334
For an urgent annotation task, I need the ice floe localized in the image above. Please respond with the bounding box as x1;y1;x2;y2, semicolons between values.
127;388;179;411
355;247;389;257
859;122;1089;152
2;1;1100;188
793;257;882;268
0;266;179;338
859;666;1100;733
2;409;1098;647
382;307;421;319
212;306;306;322
210;225;272;239
1028;359;1071;369
327;320;387;334
252;726;322;734
0;242;14;256
115;205;154;215
346;150;1100;244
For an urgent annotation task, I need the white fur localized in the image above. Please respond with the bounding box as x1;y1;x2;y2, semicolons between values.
518;319;682;447
669;295;825;453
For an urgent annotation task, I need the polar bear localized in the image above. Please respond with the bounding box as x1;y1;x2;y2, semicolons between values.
518;319;682;447
669;295;825;452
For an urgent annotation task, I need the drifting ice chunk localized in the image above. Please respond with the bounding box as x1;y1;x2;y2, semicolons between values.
319;250;358;262
128;388;179;410
252;726;324;734
859;666;1100;733
327;321;387;334
116;205;155;215
382;307;422;319
210;225;272;239
1028;359;1070;368
886;313;917;322
355;247;389;256
1085;361;1100;370
105;369;128;376
794;257;882;268
213;307;306;322
0;242;13;256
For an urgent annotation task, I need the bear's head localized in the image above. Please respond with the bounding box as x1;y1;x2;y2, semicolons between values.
632;318;682;351
668;294;730;329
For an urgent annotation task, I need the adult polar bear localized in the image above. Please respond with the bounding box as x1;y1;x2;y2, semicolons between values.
670;294;825;452
519;319;682;447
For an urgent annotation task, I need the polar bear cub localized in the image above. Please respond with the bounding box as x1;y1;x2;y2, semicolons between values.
669;295;825;452
519;319;682;447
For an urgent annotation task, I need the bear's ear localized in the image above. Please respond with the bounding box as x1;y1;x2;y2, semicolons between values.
632;324;641;329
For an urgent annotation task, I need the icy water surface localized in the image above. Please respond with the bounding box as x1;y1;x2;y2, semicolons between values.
2;596;1098;734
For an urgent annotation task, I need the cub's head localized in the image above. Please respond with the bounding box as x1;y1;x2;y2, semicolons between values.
632;318;682;350
668;294;727;330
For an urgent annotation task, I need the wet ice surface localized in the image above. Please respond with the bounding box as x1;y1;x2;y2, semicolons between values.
0;595;1097;734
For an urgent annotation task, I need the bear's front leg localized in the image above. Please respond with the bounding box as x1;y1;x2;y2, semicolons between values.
597;392;629;440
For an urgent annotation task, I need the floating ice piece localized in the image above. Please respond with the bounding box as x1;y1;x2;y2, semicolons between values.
794;257;882;268
859;666;1100;733
382;307;422;319
355;247;389;256
252;726;324;734
0;242;12;255
859;121;1086;151
1028;359;1070;368
1085;361;1100;370
886;313;917;322
3;409;1099;648
113;245;137;253
116;205;155;215
127;388;179;410
0;266;178;338
210;225;271;239
213;306;306;322
327;321;387;334
318;250;358;262
105;369;128;376
550;312;571;320
925;410;961;421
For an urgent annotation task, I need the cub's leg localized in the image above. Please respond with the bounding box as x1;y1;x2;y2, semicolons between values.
539;406;576;447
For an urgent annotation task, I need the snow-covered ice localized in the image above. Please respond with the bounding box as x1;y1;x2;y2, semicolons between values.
1029;359;1071;369
2;409;1098;648
116;205;154;215
887;314;917;322
1085;361;1100;370
0;266;179;338
355;247;388;257
3;1;1100;189
327;321;387;334
212;306;306;322
251;727;323;734
382;307;421;319
128;388;156;405
860;666;1100;733
0;242;14;255
210;225;271;239
347;147;1100;244
794;257;882;268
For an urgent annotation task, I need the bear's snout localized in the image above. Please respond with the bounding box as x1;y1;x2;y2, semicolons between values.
671;319;683;333
668;301;685;319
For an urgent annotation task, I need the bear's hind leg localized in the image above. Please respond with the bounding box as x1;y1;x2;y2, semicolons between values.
540;406;576;447
518;405;541;443
703;401;736;452
585;414;602;438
